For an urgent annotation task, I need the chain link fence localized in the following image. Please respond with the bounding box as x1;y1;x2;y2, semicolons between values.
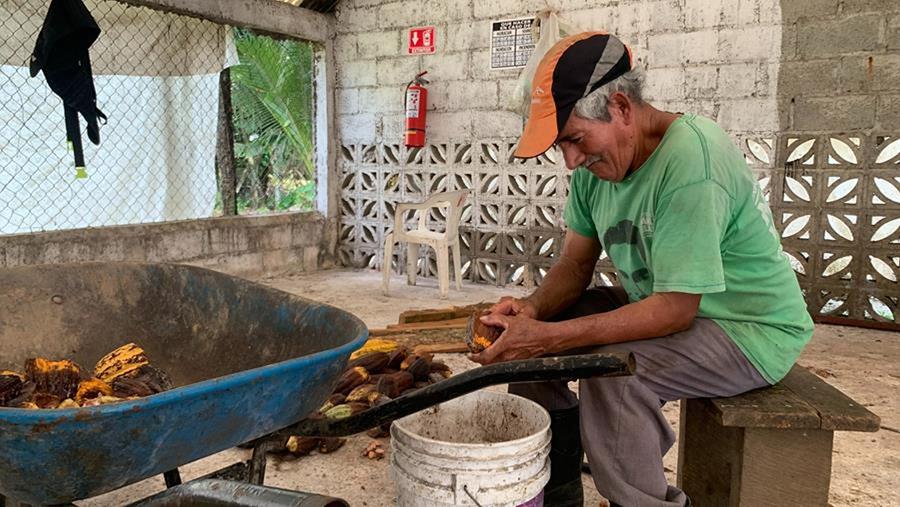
0;0;315;236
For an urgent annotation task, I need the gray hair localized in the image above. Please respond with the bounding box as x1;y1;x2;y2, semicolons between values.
572;66;646;122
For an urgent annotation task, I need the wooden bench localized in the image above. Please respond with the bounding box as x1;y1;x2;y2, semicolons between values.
677;365;880;506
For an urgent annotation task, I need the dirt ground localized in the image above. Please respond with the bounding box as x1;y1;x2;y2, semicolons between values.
82;268;899;506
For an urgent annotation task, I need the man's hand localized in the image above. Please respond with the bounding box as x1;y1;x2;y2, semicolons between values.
486;296;539;319
468;312;552;365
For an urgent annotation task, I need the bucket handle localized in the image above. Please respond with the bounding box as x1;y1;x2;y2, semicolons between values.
462;484;484;507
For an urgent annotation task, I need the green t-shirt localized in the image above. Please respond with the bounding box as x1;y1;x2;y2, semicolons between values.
563;114;813;383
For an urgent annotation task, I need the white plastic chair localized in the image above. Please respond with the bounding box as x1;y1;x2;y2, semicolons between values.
382;190;470;299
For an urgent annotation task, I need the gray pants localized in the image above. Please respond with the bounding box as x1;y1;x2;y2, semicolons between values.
509;289;769;507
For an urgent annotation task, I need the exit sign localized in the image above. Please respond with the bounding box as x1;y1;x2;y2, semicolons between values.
408;26;435;55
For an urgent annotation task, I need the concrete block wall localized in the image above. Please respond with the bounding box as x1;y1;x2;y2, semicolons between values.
779;0;900;132
334;0;789;143
0;212;326;278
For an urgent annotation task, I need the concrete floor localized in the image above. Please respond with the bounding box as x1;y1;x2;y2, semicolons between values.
82;268;899;506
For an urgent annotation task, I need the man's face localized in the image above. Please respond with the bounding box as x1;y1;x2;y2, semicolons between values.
555;96;635;182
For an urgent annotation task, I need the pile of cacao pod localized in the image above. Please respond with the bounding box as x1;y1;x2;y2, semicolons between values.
272;339;452;458
0;343;172;409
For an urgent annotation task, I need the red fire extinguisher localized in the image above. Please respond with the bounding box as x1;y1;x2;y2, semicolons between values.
404;71;429;147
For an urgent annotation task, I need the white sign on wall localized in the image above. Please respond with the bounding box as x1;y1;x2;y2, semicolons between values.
490;17;536;70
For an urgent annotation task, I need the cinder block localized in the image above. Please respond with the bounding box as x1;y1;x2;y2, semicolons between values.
779;0;839;22
336;88;359;116
647;32;684;67
472;110;525;139
381;113;407;140
757;0;780;25
334;35;357;61
578;7;618;33
358;87;403;114
338;60;377;88
303;246;321;271
718;26;779;61
776;60;839;97
755;62;778;97
425;111;473;140
335;6;380;33
870;54;900;92
792;95;876;131
616;3;651;35
446;22;491;52
684;66;719;98
682;30;720;63
889;15;900;50
473;0;546;20
876;94;900;129
446;0;474;20
684;0;724;29
426;81;452;112
649;0;686;31
432;52;470;81
837;56;871;94
643;67;686;101
737;0;759;25
358;31;401;58
448;81;498;110
717;98;779;133
377;57;423;86
378;1;447;30
339;113;381;143
841;0;900;14
798;14;882;59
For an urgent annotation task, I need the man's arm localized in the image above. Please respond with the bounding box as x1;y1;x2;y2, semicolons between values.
546;291;701;352
489;230;602;321
472;291;701;364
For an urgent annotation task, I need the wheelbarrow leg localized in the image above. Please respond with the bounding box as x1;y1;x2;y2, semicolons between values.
248;440;271;485
163;469;182;488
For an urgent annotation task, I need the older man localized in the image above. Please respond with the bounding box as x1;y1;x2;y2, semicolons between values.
470;32;814;507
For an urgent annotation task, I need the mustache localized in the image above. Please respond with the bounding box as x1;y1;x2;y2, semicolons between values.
585;156;603;167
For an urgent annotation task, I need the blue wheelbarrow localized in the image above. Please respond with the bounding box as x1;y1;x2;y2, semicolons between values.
0;263;634;506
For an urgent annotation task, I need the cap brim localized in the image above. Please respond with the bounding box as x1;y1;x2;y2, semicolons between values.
514;109;558;159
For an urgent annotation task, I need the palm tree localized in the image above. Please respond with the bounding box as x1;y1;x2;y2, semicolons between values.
230;29;315;211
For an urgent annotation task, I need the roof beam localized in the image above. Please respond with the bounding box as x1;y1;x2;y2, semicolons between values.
117;0;331;42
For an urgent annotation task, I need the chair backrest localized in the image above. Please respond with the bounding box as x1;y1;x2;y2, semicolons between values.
443;190;470;233
395;190;470;238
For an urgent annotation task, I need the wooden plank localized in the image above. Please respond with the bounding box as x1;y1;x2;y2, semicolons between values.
739;427;833;506
118;0;331;42
779;365;881;432
367;327;468;346
709;383;822;429
413;342;469;355
385;317;468;331
397;303;491;324
678;399;745;506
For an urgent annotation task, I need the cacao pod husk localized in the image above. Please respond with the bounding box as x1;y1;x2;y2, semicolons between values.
348;351;390;373
24;358;84;400
333;366;369;395
465;311;503;353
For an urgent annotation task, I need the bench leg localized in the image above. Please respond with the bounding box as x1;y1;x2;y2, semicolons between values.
678;399;834;507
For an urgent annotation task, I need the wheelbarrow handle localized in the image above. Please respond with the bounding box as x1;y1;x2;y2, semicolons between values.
282;352;635;438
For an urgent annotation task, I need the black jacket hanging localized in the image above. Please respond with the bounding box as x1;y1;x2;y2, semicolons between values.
29;0;107;176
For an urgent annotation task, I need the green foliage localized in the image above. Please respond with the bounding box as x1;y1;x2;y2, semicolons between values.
230;28;315;212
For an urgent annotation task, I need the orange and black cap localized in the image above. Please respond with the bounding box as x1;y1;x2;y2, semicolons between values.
514;32;633;159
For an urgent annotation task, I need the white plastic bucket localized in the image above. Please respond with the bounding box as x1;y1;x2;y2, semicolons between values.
390;390;551;507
